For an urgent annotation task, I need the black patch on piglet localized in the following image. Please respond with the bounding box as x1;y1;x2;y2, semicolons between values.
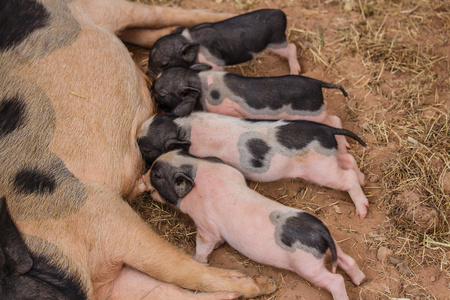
247;138;270;168
189;9;288;66
270;210;337;266
14;168;56;195
0;96;26;137
138;114;190;167
223;73;348;112
276;121;367;151
150;160;196;206
0;0;50;51
147;33;193;73
276;121;338;151
281;212;330;253
152;67;203;111
210;90;220;100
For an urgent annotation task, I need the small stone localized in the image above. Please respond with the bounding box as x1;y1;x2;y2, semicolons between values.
333;205;342;214
368;175;379;183
377;246;394;261
430;275;436;282
442;171;450;195
343;0;355;11
388;256;403;265
288;189;297;198
397;261;412;275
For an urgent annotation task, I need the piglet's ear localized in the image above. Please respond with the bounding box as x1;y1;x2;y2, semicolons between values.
164;138;191;151
181;88;201;103
182;43;199;64
172;100;196;117
190;63;212;72
172;26;186;35
174;172;194;198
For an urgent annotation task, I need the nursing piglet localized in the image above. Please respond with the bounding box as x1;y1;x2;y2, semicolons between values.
152;65;350;151
137;106;369;219
143;150;366;300
147;9;300;75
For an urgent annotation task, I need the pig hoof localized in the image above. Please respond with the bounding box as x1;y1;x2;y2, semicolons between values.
353;271;366;286
358;209;367;220
252;275;277;295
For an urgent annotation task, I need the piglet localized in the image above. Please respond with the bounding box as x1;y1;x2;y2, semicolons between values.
147;9;300;75
137;104;369;219
143;150;366;300
152;64;350;151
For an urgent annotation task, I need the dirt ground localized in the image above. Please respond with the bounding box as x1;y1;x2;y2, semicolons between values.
129;0;449;299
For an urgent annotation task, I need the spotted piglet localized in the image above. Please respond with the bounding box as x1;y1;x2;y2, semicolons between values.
143;150;365;300
138;104;369;218
147;9;300;75
152;64;350;152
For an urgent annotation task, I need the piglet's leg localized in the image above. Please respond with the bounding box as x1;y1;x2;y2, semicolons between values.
324;115;351;154
267;43;301;74
292;259;349;300
194;233;225;264
333;243;365;286
337;153;365;187
296;155;368;219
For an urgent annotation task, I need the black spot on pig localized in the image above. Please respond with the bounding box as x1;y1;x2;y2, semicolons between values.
280;213;331;254
0;197;32;276
0;96;26;137
276;121;337;151
247;138;270;168
14;168;56;195
270;210;337;265
0;0;50;51
1;198;86;299
210;90;220;100
147;33;194;73
276;121;367;152
189;9;288;66
150;160;196;206
138;114;190;167
152;67;203;111
3;252;88;300
223;74;320;111
223;74;348;113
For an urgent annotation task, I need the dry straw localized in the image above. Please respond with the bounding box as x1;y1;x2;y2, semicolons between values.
129;0;449;297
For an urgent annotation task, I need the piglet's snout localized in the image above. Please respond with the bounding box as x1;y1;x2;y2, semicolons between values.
142;175;165;203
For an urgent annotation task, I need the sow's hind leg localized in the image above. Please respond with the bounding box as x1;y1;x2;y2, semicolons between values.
92;188;275;299
108;265;240;300
88;0;234;47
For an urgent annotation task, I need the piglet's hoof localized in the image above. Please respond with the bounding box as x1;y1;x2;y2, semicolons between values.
252;275;277;295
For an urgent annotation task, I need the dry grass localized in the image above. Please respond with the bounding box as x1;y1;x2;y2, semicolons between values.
334;0;450;277
128;0;449;298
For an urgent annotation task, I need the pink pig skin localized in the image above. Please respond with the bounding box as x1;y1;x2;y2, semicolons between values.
202;74;350;153
174;112;368;219
147;154;365;300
